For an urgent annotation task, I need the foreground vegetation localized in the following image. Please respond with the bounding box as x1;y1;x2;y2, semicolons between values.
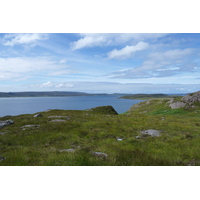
1;93;200;166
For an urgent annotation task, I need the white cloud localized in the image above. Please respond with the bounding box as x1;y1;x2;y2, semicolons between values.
109;48;199;79
48;69;78;76
37;81;74;89
60;59;67;64
71;33;169;50
0;57;74;81
107;42;148;60
2;33;49;46
39;81;53;87
72;34;108;50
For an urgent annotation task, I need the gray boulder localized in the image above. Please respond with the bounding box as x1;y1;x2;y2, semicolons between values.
90;151;108;158
50;119;67;122
0;120;14;129
0;156;6;162
59;149;76;153
33;113;42;117
182;91;200;104
140;129;160;137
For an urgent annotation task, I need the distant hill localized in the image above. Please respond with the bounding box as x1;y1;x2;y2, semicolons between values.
0;91;109;98
119;93;178;100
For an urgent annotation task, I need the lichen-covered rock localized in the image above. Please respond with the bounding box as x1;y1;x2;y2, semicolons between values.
140;129;160;137
33;113;42;117
50;119;67;122
48;116;70;120
168;100;186;109
59;149;76;153
90;151;108;158
0;156;6;162
182;91;200;104
0;120;14;129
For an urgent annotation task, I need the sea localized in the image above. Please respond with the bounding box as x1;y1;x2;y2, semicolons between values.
0;95;145;117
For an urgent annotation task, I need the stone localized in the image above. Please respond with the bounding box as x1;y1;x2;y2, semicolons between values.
182;91;200;104
90;151;108;158
0;132;6;135
59;149;76;153
48;116;70;120
168;100;186;109
0;156;6;162
135;136;140;139
50;119;66;122
117;138;123;141
140;129;160;137
21;124;40;130
33;113;42;117
0;120;14;129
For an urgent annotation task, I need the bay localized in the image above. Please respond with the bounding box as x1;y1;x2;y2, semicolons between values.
0;95;144;117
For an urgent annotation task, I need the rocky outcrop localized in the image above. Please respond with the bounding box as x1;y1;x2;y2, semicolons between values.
168;99;186;109
0;120;14;129
86;106;118;115
181;91;200;104
168;91;200;109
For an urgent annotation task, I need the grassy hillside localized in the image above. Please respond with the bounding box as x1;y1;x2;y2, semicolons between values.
1;95;200;166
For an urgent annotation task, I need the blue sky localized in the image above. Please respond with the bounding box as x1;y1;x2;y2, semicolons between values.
0;33;200;93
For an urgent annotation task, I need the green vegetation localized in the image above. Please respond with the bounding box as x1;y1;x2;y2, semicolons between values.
1;95;200;166
119;93;179;100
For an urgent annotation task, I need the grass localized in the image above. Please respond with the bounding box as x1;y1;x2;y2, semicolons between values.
1;103;200;166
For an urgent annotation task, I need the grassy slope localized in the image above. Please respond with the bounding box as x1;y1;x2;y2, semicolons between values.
1;101;200;166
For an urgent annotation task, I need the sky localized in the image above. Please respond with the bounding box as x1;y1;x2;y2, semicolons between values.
0;33;200;94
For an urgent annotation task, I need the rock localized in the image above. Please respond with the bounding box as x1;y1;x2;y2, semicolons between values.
0;132;6;135
33;113;42;117
86;106;118;115
48;116;70;120
0;120;14;129
182;91;200;104
59;149;76;153
140;129;160;137
117;138;123;141
186;159;200;166
21;124;40;130
135;136;140;139
168;100;186;109
0;156;6;162
50;119;67;122
90;151;108;158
